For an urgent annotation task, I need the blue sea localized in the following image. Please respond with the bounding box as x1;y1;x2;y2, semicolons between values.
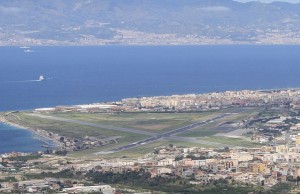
0;123;47;153
1;45;300;153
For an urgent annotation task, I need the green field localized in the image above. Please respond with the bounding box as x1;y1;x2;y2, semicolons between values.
69;139;213;159
199;136;262;148
4;113;148;140
48;111;221;132
179;107;262;138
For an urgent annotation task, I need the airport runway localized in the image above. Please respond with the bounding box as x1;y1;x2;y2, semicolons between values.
28;112;238;155
102;113;234;154
28;113;158;136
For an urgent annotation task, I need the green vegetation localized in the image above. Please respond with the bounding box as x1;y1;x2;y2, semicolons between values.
179;107;262;138
23;170;99;192
199;137;262;148
48;111;220;132
258;108;285;118
4;113;149;151
24;169;77;180
22;169;290;194
5;113;147;140
7;155;42;162
69;140;212;159
285;118;300;125
106;140;212;158
179;129;220;137
2;108;263;157
87;169;266;194
0;177;18;182
269;183;293;194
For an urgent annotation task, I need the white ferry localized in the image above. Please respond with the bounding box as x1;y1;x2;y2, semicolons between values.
39;75;45;81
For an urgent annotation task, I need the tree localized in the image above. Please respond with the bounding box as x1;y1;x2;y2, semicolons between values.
175;155;183;161
268;136;273;142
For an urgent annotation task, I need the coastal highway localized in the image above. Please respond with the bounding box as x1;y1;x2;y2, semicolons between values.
27;112;237;154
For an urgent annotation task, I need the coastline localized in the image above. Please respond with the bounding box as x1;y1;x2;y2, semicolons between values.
11;87;300;113
0;116;62;150
0;87;299;154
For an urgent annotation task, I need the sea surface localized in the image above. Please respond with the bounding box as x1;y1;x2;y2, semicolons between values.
0;123;49;153
1;45;300;153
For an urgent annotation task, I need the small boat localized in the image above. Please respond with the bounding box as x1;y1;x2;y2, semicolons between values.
39;75;45;81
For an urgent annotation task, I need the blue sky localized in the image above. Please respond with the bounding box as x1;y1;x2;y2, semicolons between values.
236;0;300;3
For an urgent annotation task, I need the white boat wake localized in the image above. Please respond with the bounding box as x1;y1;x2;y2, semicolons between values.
0;80;42;84
0;76;54;84
8;80;41;83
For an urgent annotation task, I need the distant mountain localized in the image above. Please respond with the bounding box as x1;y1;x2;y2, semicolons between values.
1;0;300;45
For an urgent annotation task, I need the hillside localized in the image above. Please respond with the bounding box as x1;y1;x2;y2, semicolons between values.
1;0;300;45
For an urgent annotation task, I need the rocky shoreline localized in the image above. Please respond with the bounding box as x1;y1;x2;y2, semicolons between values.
0;114;114;153
0;115;62;150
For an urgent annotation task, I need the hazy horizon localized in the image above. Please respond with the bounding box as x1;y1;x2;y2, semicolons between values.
236;0;300;3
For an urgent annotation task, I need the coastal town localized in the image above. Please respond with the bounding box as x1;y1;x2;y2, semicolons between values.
35;89;300;113
2;89;300;193
3;27;300;46
2;145;300;193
